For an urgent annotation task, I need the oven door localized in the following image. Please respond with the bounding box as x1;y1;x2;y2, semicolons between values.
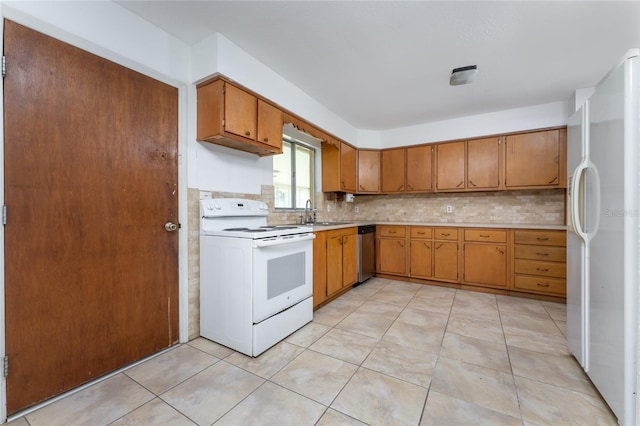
252;233;315;323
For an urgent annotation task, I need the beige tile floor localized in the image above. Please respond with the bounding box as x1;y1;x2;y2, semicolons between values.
8;278;618;426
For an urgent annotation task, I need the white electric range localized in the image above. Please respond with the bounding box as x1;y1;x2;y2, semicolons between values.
199;198;314;356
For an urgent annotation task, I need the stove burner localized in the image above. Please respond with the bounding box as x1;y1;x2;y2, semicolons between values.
223;227;250;231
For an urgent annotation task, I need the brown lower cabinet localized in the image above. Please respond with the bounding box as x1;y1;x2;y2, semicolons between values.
313;227;358;308
375;225;566;301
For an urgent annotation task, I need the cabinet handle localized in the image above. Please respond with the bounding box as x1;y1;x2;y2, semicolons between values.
407;184;414;190
245;130;251;136
536;252;549;256
537;283;550;288
496;248;505;255
548;176;558;184
479;234;490;238
397;241;404;247
536;267;549;272
536;237;549;241
424;242;431;249
417;231;425;235
263;137;269;142
469;180;477;187
359;185;365;190
388;230;396;234
397;184;404;191
436;243;443;250
441;233;450;237
456;181;464;188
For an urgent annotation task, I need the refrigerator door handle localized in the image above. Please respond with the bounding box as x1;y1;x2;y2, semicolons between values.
571;161;589;243
586;161;602;240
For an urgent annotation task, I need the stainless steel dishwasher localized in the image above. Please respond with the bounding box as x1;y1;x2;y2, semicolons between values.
357;224;376;284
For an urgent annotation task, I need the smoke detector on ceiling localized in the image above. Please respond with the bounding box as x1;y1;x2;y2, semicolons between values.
450;65;478;86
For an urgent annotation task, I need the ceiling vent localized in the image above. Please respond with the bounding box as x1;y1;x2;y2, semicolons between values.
450;65;478;86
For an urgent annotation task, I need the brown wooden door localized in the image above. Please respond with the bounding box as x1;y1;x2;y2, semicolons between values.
406;145;433;192
3;20;179;414
464;243;507;288
326;234;344;296
381;148;406;193
357;150;380;193
410;240;432;279
436;141;466;191
378;238;407;275
467;137;500;190
312;231;328;308
434;242;458;281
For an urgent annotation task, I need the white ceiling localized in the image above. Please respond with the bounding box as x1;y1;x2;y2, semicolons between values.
117;1;640;131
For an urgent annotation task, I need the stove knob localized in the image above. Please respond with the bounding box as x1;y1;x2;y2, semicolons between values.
259;203;268;210
213;202;222;210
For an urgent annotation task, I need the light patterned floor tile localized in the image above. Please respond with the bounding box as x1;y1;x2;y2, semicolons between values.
431;357;520;418
446;312;504;343
543;301;568;322
310;328;378;365
440;333;510;372
369;290;415;307
395;307;449;328
109;398;194;426
225;341;304;379
125;345;217;394
515;376;617;425
355;300;404;319
509;346;597;395
285;321;331;347
382;320;444;353
160;361;264;425
271;350;357;405
336;310;395;339
500;311;563;337
505;330;570;356
25;374;154;426
187;337;234;358
331;368;428;425
407;291;455;315
313;305;353;327
316;408;367;425
215;381;325;426
421;390;522;426
496;295;550;318
362;339;437;387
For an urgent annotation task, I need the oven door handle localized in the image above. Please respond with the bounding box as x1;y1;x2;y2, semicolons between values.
253;233;316;248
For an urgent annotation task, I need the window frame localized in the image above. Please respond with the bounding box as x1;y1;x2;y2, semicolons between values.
273;136;317;210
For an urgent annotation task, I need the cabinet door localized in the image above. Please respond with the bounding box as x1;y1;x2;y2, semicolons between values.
467;137;500;190
464;243;507;288
378;238;407;275
406;145;433;192
410;240;432;279
433;241;458;280
340;143;357;192
505;130;562;188
321;142;340;192
436;141;465;191
312;231;328;308
342;233;358;287
257;100;283;151
357;150;380;193
381;148;406;192
224;83;257;140
326;235;344;296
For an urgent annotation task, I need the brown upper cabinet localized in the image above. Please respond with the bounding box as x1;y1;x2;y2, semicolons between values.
505;129;566;189
406;145;434;192
435;141;466;191
467;137;502;190
197;78;283;156
381;148;406;193
357;149;380;193
322;141;357;193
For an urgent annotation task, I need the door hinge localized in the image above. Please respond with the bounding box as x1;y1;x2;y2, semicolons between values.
3;356;8;377
2;56;5;78
2;205;6;225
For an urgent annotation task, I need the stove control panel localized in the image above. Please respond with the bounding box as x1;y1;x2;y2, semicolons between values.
201;198;269;218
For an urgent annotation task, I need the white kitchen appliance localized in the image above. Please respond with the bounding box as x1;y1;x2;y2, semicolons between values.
199;198;315;356
567;49;639;426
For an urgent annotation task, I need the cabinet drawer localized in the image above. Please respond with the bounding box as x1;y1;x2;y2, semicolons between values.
464;229;506;243
515;245;566;262
410;227;432;239
514;275;566;295
379;226;406;238
514;259;566;278
514;230;566;246
434;228;458;240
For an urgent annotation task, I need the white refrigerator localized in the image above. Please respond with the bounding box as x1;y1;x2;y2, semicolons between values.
567;49;639;426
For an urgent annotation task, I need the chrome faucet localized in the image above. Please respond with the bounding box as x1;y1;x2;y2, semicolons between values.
305;199;314;224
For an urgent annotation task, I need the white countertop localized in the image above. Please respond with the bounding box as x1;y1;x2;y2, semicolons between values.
308;221;566;231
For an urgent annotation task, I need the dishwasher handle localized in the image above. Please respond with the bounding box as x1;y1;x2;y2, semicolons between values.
358;224;376;234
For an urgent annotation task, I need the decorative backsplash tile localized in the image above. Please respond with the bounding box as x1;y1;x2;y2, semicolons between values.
187;186;564;338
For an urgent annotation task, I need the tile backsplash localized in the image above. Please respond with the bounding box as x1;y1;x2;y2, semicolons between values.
187;186;565;338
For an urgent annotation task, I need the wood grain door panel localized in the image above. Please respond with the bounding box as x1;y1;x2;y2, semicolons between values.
3;20;179;414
